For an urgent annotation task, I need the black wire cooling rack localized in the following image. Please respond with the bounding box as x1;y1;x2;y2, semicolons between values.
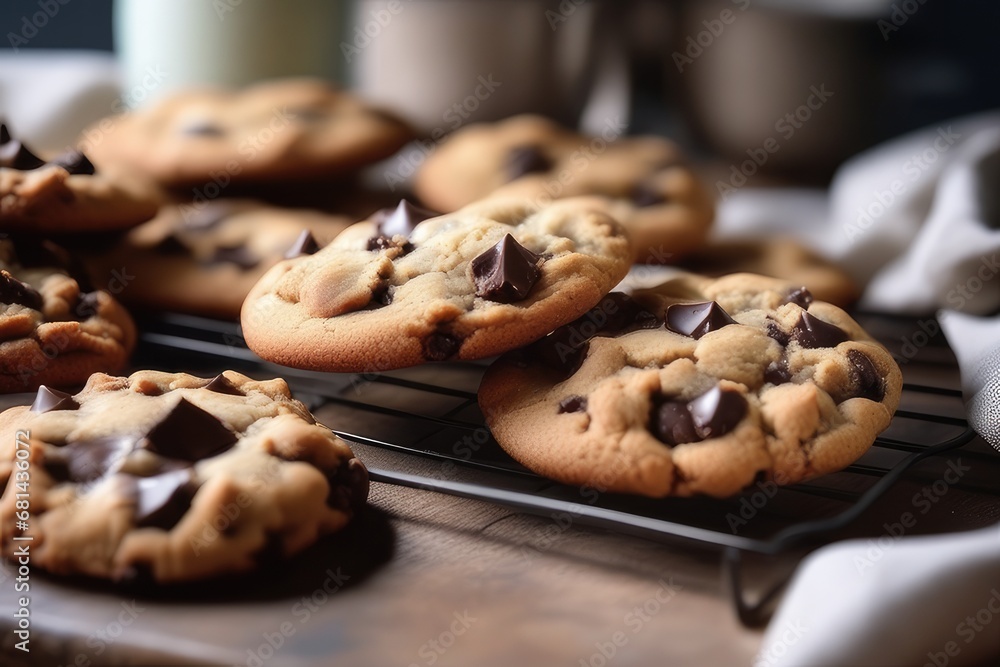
133;311;987;627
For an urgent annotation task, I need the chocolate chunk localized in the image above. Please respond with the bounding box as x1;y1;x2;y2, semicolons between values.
423;332;461;361
152;234;189;256
366;235;413;254
529;332;588;378
0;127;45;170
207;244;260;270
765;320;791;346
30;386;80;413
140;398;238;461
180;122;225;137
792;312;848;349
49;150;96;176
591;292;661;336
557;395;588;414
285;229;320;259
764;359;792;385
72;291;101;320
471;234;543;302
665;301;737;339
374;200;436;239
203;374;242;396
651;398;699;446
688;386;747;439
847;349;885;402
50;435;137;483
125;469;198;530
326;458;369;511
0;271;43;309
632;183;667;208
505;145;552;181
785;287;814;309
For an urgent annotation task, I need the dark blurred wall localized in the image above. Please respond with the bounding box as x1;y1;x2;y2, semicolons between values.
2;0;113;51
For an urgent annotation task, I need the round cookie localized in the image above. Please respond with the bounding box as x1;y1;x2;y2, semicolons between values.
479;273;902;498
242;196;632;372
82;78;414;189
1;123;160;233
82;200;353;320
0;238;136;393
413;114;715;263
0;370;369;583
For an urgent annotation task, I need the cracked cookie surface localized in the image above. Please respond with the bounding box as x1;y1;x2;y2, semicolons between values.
241;197;632;372
0;238;135;392
0;370;368;583
479;273;902;498
413;114;714;263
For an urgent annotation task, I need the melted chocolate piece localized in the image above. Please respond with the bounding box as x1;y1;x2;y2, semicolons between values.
208;244;260;270
765;320;791;346
0;271;43;309
592;293;661;335
126;469;198;530
651;399;699;446
792;312;848;349
530;332;588;378
650;386;746;446
847;349;885;401
374;200;436;239
665;301;737;339
632;183;667;208
285;230;320;259
30;386;80;413
51;435;137;483
423;332;461;361
180;122;225;137
326;458;369;511
688;386;747;439
140;398;238;461
785;287;814;309
203;374;242;396
73;291;101;320
49;150;96;176
0;126;45;170
471;234;542;302
152;234;189;256
505;145;552;181
557;395;588;414
764;359;792;385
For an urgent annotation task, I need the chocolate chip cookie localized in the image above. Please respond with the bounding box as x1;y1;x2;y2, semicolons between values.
479;273;902;498
413;115;714;263
0;370;369;583
0;238;136;393
242;196;632;372
82;78;414;189
1;123;159;232
82;200;352;320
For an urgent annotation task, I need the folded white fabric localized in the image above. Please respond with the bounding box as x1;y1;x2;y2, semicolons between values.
756;524;1000;667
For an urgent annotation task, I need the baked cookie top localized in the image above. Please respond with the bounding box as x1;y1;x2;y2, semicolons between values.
0;123;159;232
0;238;136;392
242;196;632;372
0;370;368;583
82;78;415;188
82;200;353;320
479;272;902;498
413;114;715;263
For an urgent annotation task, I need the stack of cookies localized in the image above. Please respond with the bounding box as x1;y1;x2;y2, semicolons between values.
1;79;901;585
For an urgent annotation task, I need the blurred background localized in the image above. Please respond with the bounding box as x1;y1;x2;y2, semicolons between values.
2;0;998;182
